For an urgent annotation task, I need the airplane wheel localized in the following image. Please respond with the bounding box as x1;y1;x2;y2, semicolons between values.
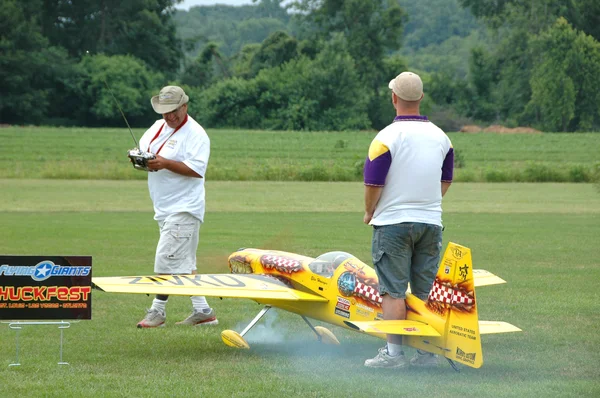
221;330;250;349
314;326;340;345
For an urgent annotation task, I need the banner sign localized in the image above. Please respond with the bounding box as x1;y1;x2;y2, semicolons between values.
0;256;92;320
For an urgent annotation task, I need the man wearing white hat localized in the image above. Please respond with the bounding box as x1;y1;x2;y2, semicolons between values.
363;72;454;368
136;85;217;328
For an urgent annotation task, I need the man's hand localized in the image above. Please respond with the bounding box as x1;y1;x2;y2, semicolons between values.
146;154;169;171
364;185;383;225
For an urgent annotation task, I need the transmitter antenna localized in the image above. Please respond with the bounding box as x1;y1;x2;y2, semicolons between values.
103;78;140;148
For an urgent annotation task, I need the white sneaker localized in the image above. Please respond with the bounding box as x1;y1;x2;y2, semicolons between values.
364;347;407;368
410;350;441;367
176;309;218;326
137;308;166;328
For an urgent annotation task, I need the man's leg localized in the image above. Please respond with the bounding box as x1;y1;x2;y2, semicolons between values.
409;223;443;366
364;223;412;368
138;213;197;328
382;295;406;346
177;269;218;326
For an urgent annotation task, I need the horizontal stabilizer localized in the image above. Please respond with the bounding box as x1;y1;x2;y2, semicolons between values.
92;274;328;302
473;269;506;287
479;321;522;334
406;269;505;294
344;320;441;337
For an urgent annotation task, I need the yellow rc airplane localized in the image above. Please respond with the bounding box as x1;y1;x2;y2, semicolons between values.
92;242;521;370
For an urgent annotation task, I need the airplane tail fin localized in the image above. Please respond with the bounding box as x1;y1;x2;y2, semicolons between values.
407;242;483;368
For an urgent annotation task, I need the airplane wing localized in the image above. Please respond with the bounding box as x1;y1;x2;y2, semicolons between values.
92;274;328;302
478;321;522;334
344;320;441;337
473;269;506;287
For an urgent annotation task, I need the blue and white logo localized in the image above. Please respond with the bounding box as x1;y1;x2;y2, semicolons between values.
0;261;91;281
32;261;55;281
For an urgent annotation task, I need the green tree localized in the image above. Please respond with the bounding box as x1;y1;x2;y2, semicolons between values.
181;42;229;88
0;0;72;124
229;43;262;79
466;47;500;120
249;31;299;77
460;0;599;40
66;54;164;127
175;0;290;57
290;0;406;129
40;0;183;74
199;34;370;131
400;0;480;49
566;0;600;41
456;0;600;130
528;18;600;131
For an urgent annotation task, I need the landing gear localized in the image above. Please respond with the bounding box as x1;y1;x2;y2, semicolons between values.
220;305;340;349
221;306;272;349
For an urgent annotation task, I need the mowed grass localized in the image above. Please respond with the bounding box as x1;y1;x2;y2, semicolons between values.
1;127;599;182
1;180;599;397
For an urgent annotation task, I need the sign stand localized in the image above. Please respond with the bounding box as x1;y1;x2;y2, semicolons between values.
3;321;72;366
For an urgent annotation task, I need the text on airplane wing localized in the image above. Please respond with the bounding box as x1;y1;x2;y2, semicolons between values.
92;274;328;302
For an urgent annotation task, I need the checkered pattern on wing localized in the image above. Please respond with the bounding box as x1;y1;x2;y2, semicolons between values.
428;281;474;306
354;282;383;304
260;255;303;273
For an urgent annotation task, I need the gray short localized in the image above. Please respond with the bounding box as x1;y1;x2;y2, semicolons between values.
154;212;200;274
372;222;442;300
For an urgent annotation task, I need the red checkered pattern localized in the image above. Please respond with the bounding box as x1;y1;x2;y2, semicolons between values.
428;280;474;306
354;282;383;304
260;255;303;274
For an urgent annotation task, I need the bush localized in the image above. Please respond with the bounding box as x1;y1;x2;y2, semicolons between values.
428;105;476;133
454;149;465;168
353;158;366;177
568;165;589;182
523;164;564;182
297;165;330;181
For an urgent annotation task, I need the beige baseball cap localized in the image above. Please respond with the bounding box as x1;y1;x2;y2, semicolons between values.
151;86;189;114
388;72;423;101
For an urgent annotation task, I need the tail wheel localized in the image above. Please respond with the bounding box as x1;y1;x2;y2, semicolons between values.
314;326;340;345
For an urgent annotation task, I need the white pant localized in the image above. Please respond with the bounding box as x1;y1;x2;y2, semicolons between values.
154;212;200;274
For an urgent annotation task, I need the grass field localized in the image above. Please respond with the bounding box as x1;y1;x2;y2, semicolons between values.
1;127;598;182
1;180;599;397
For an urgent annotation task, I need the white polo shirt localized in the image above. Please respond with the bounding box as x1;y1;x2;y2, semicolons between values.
364;116;453;227
139;115;210;222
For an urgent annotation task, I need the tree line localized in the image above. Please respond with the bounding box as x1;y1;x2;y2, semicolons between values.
1;0;599;132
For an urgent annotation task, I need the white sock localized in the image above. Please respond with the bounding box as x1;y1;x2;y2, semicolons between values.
191;296;210;313
151;298;167;313
387;343;404;357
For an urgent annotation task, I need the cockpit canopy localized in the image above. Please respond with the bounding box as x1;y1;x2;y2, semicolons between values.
308;251;354;278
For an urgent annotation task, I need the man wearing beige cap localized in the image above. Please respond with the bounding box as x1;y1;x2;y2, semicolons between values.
363;72;454;368
136;85;218;328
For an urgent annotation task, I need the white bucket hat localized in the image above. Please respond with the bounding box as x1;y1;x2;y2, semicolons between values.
150;86;189;114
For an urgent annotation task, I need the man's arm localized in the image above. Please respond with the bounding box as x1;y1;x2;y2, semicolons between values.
442;181;451;197
364;185;383;224
146;155;202;178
